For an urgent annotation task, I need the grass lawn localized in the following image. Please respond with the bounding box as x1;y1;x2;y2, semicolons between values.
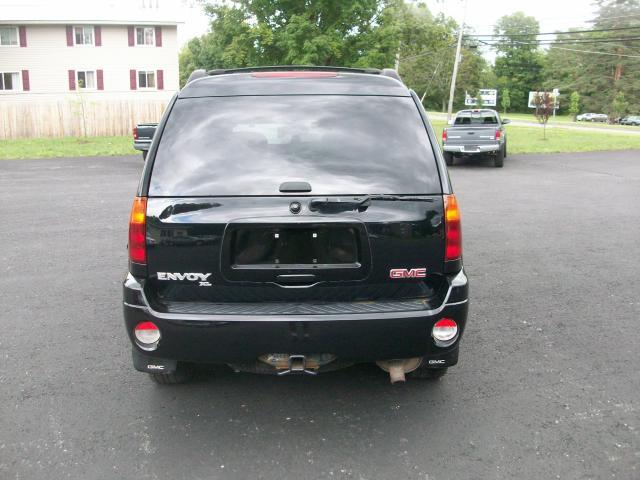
0;136;136;160
1;124;639;160
430;120;640;154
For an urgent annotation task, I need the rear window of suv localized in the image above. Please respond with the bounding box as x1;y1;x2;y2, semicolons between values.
149;95;441;196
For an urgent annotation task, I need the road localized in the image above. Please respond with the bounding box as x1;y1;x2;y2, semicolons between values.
1;152;639;480
428;111;640;135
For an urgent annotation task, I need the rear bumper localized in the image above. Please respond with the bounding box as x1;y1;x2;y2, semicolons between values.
123;270;469;367
133;140;151;152
443;143;500;154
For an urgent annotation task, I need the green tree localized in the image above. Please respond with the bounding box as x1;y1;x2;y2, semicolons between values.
543;0;640;114
475;89;485;108
568;91;580;121
501;88;511;114
179;0;404;86
179;0;488;112
610;91;629;120
493;12;545;112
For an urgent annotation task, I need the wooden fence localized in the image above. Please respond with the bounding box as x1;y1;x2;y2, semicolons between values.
0;99;167;139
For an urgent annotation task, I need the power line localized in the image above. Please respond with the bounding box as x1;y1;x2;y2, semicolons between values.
477;39;640;58
467;26;640;37
477;37;640;46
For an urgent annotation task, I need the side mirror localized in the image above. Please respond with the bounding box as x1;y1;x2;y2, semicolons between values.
447;119;454;126
502;118;511;124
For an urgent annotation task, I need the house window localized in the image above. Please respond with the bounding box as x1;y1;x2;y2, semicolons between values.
137;70;156;89
135;27;154;46
77;70;96;89
0;72;20;90
0;26;18;46
74;26;94;45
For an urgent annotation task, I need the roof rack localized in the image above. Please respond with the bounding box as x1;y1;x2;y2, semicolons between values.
206;65;383;76
186;65;404;85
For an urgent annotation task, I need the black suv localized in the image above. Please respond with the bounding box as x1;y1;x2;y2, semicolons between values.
123;66;468;384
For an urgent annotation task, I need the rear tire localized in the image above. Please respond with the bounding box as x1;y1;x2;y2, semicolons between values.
407;366;448;380
149;364;191;384
443;152;454;166
494;147;504;168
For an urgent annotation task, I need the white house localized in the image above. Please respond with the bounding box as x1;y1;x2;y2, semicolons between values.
0;0;182;138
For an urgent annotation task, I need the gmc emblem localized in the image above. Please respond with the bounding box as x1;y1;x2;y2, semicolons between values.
389;268;427;279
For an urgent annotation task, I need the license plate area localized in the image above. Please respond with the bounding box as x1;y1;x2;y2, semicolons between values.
232;226;359;267
221;220;371;283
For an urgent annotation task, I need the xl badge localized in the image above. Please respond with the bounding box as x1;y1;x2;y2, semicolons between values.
157;272;212;287
389;268;427;279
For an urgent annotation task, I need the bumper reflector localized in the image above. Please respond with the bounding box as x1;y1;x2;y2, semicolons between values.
432;318;458;344
134;321;161;348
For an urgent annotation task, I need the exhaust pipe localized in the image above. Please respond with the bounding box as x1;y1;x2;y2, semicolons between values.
376;358;422;384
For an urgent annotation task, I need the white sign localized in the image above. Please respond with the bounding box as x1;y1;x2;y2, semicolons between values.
528;91;560;109
465;89;498;107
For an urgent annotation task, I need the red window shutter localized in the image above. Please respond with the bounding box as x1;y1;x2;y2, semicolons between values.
66;25;73;46
97;69;104;90
68;70;76;90
130;69;137;90
157;69;164;90
19;26;27;47
128;26;134;46
95;26;102;46
21;70;30;91
155;26;162;47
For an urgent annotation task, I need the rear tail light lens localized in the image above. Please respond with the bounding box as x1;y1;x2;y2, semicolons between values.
133;127;138;140
129;197;147;264
433;318;458;343
442;128;447;141
444;194;462;261
495;129;501;140
134;321;160;347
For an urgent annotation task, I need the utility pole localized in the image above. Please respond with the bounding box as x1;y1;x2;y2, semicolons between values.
446;0;467;123
394;52;400;71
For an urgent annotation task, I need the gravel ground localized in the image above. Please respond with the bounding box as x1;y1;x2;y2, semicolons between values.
0;151;638;480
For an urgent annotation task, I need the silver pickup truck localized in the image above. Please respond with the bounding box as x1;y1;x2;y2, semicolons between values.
442;109;510;168
133;123;158;160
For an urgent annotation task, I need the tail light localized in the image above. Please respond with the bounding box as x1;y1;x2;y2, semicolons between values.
444;194;462;261
495;129;501;140
129;197;147;264
133;127;138;140
442;128;447;141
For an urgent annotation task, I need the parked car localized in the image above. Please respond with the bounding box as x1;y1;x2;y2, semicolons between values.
576;113;608;122
619;115;640;126
133;123;158;160
123;66;469;384
441;109;509;168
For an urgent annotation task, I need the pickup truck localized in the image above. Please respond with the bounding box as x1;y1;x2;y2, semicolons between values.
442;109;509;168
132;123;158;160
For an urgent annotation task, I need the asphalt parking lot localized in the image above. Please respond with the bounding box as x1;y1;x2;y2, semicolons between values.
1;151;639;480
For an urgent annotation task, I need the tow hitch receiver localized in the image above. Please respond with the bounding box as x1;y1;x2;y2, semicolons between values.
277;355;318;376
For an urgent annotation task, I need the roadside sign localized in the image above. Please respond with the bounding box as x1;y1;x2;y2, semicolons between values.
465;89;497;107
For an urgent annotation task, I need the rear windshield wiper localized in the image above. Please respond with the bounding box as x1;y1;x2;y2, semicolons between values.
309;195;431;212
